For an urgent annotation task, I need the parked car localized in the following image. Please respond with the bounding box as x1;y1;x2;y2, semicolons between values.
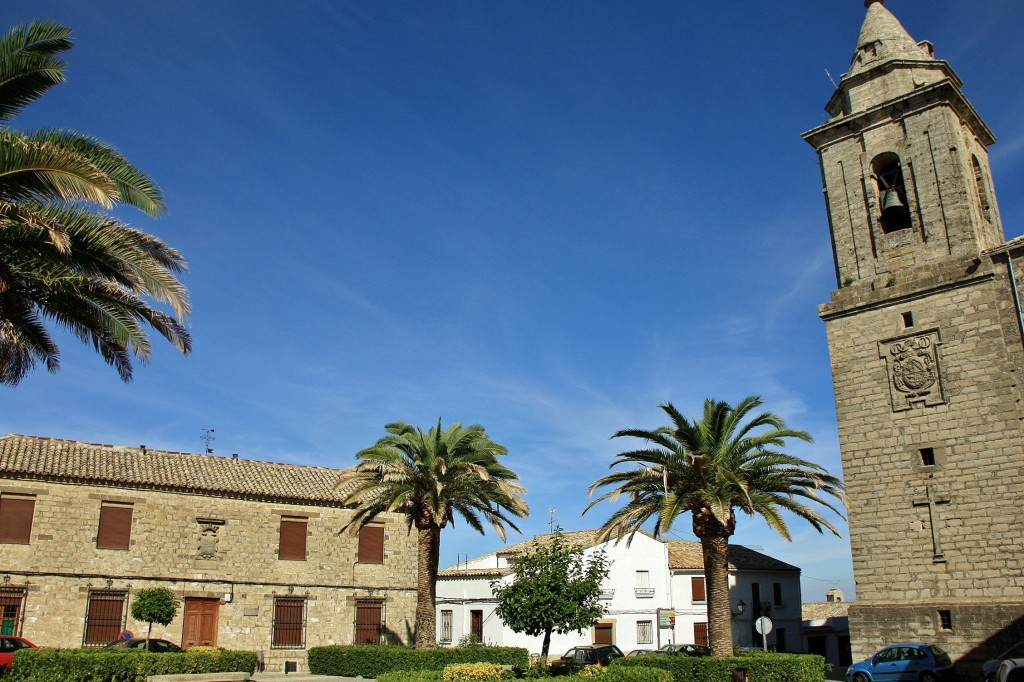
997;660;1024;682
985;645;1024;682
103;638;182;652
0;636;37;675
550;644;624;675
626;648;658;656
660;643;712;656
847;643;953;682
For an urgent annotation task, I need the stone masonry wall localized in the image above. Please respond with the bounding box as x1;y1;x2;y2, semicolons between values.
0;477;417;673
822;253;1024;676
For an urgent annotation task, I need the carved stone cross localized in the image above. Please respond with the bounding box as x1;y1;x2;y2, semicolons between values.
912;483;951;563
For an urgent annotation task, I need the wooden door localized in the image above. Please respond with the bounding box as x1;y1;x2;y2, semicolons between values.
470;610;483;641
594;622;613;644
182;598;219;648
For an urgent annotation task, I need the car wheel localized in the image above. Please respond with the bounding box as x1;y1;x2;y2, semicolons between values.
854;672;870;682
920;673;938;682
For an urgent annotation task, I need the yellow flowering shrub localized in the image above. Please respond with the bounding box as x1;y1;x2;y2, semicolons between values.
442;662;505;682
578;664;607;676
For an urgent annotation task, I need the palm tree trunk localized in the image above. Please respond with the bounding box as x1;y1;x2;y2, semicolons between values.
415;523;441;648
702;532;734;656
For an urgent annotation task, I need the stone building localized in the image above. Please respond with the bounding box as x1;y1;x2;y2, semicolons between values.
803;0;1024;675
0;434;417;673
435;529;802;655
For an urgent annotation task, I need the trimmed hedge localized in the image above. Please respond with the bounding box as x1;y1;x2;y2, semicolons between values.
9;647;259;682
376;666;672;682
307;645;530;678
613;653;826;682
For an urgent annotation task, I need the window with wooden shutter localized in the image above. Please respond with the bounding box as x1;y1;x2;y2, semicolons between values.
97;503;133;550
357;525;384;564
278;517;307;561
0;587;27;636
691;576;706;603
271;597;306;648
694;622;709;646
0;494;35;544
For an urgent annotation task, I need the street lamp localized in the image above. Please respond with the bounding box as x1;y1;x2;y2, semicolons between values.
731;600;746;617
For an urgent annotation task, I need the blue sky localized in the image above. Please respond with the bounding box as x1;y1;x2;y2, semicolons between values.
5;0;1024;602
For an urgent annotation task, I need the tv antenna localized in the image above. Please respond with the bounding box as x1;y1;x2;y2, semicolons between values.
548;507;556;533
200;428;216;454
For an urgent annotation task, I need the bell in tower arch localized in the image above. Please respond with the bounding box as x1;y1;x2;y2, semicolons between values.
872;154;913;233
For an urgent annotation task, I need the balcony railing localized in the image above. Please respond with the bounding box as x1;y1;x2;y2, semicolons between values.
598;589;615;600
634;587;656;598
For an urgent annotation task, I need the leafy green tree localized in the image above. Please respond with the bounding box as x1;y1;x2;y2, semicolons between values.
130;587;178;651
585;396;845;657
336;419;529;648
0;20;190;385
491;528;610;663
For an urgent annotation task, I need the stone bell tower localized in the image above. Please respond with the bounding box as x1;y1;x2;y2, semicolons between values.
804;0;1024;674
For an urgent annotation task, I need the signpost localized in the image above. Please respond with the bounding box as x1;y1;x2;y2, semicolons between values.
754;616;772;652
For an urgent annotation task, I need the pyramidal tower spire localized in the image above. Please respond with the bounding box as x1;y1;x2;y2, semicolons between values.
850;0;934;76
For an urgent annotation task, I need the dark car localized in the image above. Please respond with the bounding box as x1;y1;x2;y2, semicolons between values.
626;648;658;657
660;643;712;656
847;643;953;682
103;638;182;652
0;636;37;674
550;644;624;675
985;645;1024;682
997;660;1024;682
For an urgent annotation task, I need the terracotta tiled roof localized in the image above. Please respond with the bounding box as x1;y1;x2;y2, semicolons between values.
0;434;353;506
667;540;800;572
802;601;851;621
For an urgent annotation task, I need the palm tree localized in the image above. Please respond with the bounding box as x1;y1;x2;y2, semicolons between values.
584;396;845;656
0;20;190;385
336;420;529;648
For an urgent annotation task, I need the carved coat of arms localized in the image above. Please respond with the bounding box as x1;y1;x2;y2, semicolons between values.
879;330;945;411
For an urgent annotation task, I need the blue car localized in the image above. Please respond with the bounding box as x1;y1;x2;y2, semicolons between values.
847;643;953;682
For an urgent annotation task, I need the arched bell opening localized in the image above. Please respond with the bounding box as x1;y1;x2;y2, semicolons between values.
872;153;913;234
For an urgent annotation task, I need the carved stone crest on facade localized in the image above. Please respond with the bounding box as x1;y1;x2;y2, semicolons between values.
879;329;945;411
195;518;225;561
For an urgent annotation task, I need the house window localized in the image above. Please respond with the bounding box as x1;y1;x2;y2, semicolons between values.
355;600;383;645
440;609;453;643
637;620;653;645
471;609;483;641
636;571;650;588
939;610;953;630
278;517;307;561
694;622;709;647
358;524;384;564
773;582;783;607
271;597;306;649
920;448;936;466
691;577;706;603
751;582;762;615
775;628;787;652
83;589;127;646
0;588;27;636
0;494;35;544
97;502;133;550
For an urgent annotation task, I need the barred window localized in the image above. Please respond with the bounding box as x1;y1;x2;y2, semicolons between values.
0;587;27;636
440;609;453;643
637;620;653;645
83;590;127;646
271;597;306;649
694;622;709;647
355;600;383;645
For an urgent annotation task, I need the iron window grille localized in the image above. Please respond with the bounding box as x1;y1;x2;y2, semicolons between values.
0;586;27;636
271;596;307;649
82;588;128;647
440;610;453;643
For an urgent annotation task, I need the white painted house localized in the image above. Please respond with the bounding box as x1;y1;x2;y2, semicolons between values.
435;529;803;656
